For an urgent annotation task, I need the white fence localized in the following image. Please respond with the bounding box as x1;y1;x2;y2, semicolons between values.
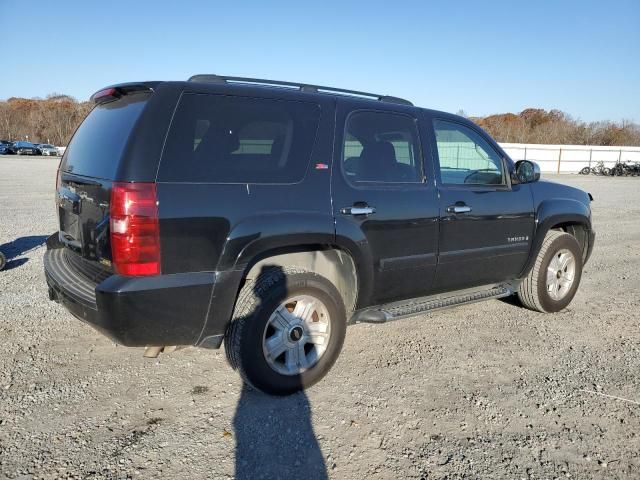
52;144;640;174
499;143;640;174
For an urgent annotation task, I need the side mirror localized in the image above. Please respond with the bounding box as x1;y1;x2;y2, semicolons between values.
514;160;540;184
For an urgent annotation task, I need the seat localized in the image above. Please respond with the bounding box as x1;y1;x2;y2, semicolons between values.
194;125;240;163
192;125;240;178
344;156;360;177
358;141;399;182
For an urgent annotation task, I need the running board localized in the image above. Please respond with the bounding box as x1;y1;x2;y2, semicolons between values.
350;284;514;324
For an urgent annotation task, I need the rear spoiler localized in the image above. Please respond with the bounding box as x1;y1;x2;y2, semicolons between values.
90;82;160;104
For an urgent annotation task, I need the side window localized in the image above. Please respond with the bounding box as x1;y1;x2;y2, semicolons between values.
433;120;505;186
343;111;422;183
159;94;320;183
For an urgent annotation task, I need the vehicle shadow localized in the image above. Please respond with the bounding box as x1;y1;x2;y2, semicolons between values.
0;235;48;270
232;266;327;480
498;294;522;307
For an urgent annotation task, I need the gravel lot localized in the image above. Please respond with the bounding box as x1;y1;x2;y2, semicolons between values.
0;156;638;479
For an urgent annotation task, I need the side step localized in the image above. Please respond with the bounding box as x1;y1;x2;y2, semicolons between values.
350;284;514;324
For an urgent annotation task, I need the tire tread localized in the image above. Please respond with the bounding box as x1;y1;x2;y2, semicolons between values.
518;230;566;313
224;266;310;389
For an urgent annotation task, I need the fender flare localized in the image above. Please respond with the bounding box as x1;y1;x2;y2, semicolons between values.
197;212;373;344
520;198;592;277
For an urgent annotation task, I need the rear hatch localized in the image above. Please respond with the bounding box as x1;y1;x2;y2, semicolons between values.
57;90;151;280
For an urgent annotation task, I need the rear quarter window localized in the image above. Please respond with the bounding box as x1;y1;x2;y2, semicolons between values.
158;94;320;184
62;94;148;179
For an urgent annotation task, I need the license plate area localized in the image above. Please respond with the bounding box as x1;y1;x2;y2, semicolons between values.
58;187;83;252
59;211;82;252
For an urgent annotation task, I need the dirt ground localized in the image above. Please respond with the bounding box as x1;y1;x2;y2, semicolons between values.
0;156;638;479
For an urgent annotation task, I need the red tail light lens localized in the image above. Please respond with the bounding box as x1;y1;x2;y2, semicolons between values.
91;87;120;103
110;182;161;276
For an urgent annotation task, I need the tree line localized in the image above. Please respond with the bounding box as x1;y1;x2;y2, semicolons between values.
0;95;91;146
471;108;640;146
1;94;639;147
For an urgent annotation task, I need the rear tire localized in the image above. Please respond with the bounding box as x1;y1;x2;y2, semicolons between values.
225;267;346;396
0;252;5;271
518;231;583;313
579;167;591;175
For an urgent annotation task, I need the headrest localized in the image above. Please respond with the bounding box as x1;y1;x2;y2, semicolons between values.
361;141;396;165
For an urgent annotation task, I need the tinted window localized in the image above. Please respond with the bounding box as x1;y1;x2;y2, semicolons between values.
343;111;422;183
159;94;320;183
62;94;148;179
433;120;505;185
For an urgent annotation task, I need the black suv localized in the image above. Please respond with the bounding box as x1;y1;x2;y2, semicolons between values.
44;75;595;395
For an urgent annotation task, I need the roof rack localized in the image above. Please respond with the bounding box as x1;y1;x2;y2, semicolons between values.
187;74;413;106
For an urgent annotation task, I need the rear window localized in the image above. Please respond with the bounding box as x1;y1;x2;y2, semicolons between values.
61;94;148;179
158;94;320;183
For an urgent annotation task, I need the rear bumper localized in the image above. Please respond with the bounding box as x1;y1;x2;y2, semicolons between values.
44;245;223;348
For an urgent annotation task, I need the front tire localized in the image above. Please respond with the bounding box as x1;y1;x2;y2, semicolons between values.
225;267;347;396
518;231;583;313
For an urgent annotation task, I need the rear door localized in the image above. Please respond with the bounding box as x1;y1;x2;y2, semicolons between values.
426;116;535;291
331;101;439;306
57;91;152;269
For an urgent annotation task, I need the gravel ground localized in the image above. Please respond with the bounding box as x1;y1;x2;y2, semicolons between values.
0;156;638;479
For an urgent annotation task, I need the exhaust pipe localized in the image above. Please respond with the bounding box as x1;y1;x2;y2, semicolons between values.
143;345;178;358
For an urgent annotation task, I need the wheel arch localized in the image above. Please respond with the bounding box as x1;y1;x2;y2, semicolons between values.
549;222;590;262
219;214;375;313
196;210;373;347
243;245;359;314
520;198;593;277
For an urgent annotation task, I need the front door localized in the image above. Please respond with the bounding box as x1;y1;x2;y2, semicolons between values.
429;117;535;292
331;101;439;306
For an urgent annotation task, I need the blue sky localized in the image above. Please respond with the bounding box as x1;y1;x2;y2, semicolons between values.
1;0;638;122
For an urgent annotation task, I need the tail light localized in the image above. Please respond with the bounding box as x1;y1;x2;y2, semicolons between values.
90;84;154;104
110;182;161;276
91;87;120;103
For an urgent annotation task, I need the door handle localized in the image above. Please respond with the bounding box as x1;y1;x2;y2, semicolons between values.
447;204;472;214
341;205;376;216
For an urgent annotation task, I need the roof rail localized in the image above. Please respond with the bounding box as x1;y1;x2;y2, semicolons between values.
187;74;413;106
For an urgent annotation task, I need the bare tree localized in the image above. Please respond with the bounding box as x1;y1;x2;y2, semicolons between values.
0;95;92;145
474;109;640;146
1;96;638;147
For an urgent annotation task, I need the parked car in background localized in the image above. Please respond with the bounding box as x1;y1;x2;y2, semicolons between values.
0;140;12;154
38;144;59;156
8;141;42;155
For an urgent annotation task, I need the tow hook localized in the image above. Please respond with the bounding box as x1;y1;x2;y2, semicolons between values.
143;346;177;358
